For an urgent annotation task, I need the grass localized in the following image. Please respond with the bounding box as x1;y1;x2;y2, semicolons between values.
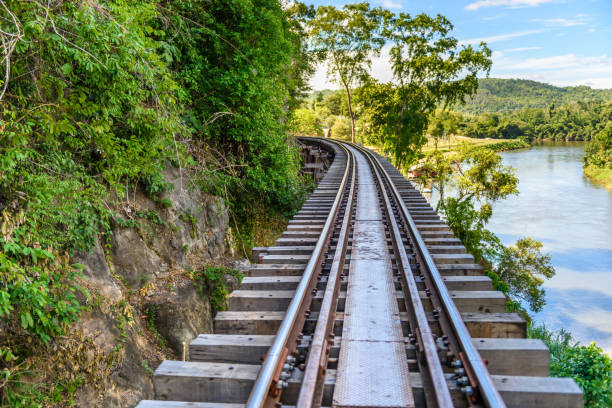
422;135;527;153
584;164;612;191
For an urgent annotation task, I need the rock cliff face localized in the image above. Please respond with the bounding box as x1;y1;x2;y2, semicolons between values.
71;165;241;407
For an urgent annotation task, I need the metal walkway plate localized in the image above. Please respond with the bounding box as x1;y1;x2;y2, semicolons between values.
333;148;414;408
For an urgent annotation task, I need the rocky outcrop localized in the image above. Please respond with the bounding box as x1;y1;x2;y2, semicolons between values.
71;164;237;407
145;282;213;355
75;239;122;302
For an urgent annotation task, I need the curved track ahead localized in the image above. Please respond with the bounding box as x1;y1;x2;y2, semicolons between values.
138;138;583;408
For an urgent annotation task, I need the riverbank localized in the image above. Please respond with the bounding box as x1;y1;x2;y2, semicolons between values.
422;135;529;153
584;164;612;191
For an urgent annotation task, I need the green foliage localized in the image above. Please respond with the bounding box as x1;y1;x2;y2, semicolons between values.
356;13;491;166
469;139;529;152
292;109;324;136
432;146;519;207
459;101;612;142
428;147;555;313
584;165;612;191
158;0;311;219
136;210;167;227
441;198;501;262
529;324;612;407
331;117;352;141
1;1;314;405
2;0;184;196
426;110;458;149
0;211;87;350
585;123;612;169
190;264;243;314
1;6;182;398
495;238;555;312
455;78;612;115
433;147;517;262
308;3;386;143
145;305;166;349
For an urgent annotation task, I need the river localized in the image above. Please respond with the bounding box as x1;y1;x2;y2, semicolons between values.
434;142;612;351
491;142;612;351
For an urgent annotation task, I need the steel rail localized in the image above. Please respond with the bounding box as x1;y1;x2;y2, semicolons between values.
246;139;353;408
356;143;455;407
296;144;356;408
356;143;507;408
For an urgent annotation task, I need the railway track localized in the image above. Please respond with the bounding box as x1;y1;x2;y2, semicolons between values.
137;138;583;408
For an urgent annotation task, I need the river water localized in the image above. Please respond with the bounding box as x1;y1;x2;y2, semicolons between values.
431;142;612;351
489;142;612;351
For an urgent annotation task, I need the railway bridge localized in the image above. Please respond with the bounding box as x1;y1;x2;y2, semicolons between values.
136;138;583;408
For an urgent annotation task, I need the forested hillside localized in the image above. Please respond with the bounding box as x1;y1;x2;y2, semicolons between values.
455;78;612;114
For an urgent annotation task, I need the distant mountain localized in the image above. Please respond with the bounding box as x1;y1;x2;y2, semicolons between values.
455;78;612;115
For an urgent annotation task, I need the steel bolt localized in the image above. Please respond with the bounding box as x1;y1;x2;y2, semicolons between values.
454;368;466;376
461;386;474;396
457;376;469;386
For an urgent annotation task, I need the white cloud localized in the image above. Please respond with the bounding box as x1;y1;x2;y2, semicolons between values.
491;52;612;89
309;45;395;91
465;0;554;11
482;13;507;21
309;62;335;91
382;0;402;9
503;46;543;52
566;307;612;335
459;29;544;45
309;45;612;92
534;17;589;27
506;53;610;71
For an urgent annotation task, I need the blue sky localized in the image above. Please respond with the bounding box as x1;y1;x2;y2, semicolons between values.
307;0;612;89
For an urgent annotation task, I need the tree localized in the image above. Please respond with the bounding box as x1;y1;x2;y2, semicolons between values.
359;13;491;166
158;0;313;215
331;117;352;141
292;109;323;136
495;238;555;312
426;146;555;313
308;3;386;143
429;120;445;150
585;122;612;168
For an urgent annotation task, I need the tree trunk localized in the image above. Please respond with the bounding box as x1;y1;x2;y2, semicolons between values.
343;83;356;144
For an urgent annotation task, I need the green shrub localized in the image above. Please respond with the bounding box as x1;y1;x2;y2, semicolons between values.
529;324;612;407
190;264;243;314
0;212;87;348
156;0;310;217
